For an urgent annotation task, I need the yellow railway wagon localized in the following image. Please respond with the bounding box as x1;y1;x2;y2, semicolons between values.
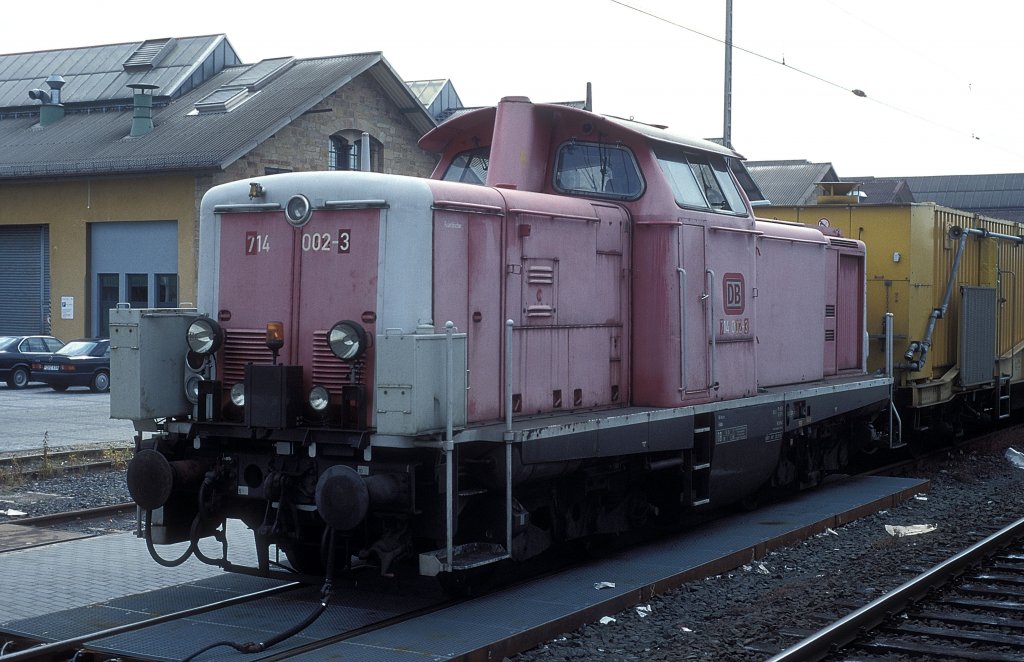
759;202;1024;431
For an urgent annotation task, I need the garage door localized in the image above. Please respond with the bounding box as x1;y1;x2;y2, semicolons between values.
0;225;50;335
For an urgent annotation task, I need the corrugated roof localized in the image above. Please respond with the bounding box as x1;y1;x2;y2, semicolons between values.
0;35;234;107
901;173;1024;223
0;49;436;179
745;160;839;206
841;176;916;204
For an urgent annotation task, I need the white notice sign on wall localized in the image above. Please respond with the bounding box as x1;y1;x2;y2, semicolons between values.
61;296;74;320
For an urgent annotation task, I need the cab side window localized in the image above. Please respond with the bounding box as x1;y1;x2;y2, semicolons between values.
553;142;644;200
656;148;748;216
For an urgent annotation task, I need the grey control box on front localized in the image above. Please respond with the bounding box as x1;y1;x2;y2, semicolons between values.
375;330;467;436
110;307;196;422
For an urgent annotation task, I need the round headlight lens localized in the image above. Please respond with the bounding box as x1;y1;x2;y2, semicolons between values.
285;194;312;227
185;374;202;404
187;318;223;355
309;385;330;411
230;382;246;407
185;350;206;372
327;321;367;361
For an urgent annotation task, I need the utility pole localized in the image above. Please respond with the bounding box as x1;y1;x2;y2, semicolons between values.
723;0;733;149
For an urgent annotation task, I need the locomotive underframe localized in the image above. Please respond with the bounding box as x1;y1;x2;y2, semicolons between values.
135;375;892;581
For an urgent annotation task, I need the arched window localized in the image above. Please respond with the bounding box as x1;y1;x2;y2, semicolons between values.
329;131;383;172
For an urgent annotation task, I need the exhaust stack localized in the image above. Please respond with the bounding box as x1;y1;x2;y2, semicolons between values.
127;83;159;137
28;74;66;127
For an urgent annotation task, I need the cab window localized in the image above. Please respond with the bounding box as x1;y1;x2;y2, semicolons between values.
553;142;643;200
656;148;748;215
441;147;490;185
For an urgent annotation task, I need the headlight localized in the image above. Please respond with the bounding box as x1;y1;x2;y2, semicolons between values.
187;318;224;355
309;385;330;411
185;374;202;404
285;194;312;227
327;320;368;361
230;382;246;407
185;350;206;372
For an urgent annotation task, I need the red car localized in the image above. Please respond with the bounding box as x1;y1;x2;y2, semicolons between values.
31;338;110;392
0;335;64;388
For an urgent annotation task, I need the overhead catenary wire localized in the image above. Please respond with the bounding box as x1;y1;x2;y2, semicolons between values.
610;0;1024;162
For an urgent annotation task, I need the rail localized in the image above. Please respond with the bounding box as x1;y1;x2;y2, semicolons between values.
766;514;1024;662
0;582;302;661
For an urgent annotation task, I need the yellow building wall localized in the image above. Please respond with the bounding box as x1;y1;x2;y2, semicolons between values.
0;174;199;341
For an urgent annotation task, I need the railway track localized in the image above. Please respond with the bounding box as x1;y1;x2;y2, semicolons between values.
0;573;456;662
769;515;1024;661
0;581;305;661
0;428;1014;660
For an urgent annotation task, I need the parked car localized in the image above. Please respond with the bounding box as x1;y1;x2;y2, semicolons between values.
31;338;110;393
0;335;64;388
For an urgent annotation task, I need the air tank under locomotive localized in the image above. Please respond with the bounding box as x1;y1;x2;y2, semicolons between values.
113;96;894;581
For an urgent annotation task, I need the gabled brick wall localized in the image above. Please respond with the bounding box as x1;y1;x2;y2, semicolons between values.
217;72;437;185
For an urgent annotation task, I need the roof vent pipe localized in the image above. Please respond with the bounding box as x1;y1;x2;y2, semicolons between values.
127;83;159;137
360;132;370;171
28;74;66;126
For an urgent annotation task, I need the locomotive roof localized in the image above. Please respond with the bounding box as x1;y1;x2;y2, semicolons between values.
420;100;743;160
601;112;743;159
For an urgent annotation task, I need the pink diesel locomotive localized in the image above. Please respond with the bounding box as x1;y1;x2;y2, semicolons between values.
115;96;894;584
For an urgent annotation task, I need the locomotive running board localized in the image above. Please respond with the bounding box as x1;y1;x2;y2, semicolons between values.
419;542;510;577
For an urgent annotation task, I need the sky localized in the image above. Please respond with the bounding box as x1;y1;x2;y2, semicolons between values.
3;1;1022;177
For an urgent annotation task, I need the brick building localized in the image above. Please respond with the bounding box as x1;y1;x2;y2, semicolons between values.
0;35;440;339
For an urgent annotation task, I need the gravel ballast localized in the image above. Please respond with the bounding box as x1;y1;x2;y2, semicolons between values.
511;430;1024;661
1;432;1022;660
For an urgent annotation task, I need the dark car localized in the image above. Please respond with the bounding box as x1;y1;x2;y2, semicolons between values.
0;335;64;389
31;338;111;393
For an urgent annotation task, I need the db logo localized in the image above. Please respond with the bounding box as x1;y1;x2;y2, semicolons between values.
723;273;745;314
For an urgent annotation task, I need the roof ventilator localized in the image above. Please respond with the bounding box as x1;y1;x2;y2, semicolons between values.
128;83;159;137
28;75;66;127
123;38;174;71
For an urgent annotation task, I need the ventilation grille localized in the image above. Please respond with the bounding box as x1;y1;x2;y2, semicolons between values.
825;330;836;342
526;305;554;318
123;38;173;71
221;328;363;392
221;329;273;385
829;238;860;249
825;304;836;318
527;265;554;284
312;331;360;394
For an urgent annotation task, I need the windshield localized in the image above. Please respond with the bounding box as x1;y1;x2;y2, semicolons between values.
57;341;101;357
442;147;490;185
0;337;16;351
